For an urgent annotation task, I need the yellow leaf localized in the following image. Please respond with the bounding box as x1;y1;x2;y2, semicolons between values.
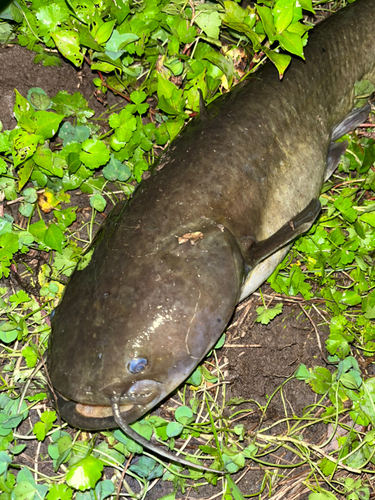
38;190;60;213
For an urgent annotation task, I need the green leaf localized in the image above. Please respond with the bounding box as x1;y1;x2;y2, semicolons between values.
94;20;116;44
164;57;184;76
51;91;94;123
9;444;26;455
340;372;361;390
112;428;143;454
54;207;77;231
222;1;247;24
52;30;84;66
27;87;51;111
203;51;234;86
195;12;221;40
66;456;103;491
34;146;53;172
67;152;81;175
175;406;194;426
233;424;245;440
360;212;375;227
256;5;275;40
13;89;32;122
318;457;336;476
0;215;13;236
79;25;102;51
157;73;180;100
186;366;202;386
22;345;38;368
339;290;361;306
130;90;147;104
273;0;294;33
9;290;30;306
90;194;106;212
80;139;110;169
299;0;314;14
95;479;115;500
105;30;138;53
36;4;69;34
0;131;11;153
93;442;124;467
227;475;246;500
11;130;42;167
276;31;304;59
53;247;76;277
201;365;218;383
354;80;375;98
129;456;163;480
0;322;18;343
29;219;47;241
32;110;64;140
0;21;14;43
110;111;137;148
326;328;353;358
131;420;153;441
309;366;332;394
13;480;36;500
215;332;225;349
44;223;64;253
47;484;73;500
166;421;183;438
103;155;131;182
91;60;118;72
127;90;149;115
33;410;56;440
165;117;184;141
334;196;357;223
309;490;339;500
23;187;37;204
59;122;90;146
255;302;283;324
0;451;11;475
295;364;311;381
263;47;291;78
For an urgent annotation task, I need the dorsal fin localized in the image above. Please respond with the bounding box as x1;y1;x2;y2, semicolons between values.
198;89;209;122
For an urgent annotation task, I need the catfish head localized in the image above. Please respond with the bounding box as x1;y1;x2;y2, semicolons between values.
48;201;244;458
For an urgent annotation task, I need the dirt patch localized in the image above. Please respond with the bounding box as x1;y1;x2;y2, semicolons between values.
0;43;332;499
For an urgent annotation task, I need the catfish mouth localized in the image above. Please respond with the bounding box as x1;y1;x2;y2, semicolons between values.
53;379;163;430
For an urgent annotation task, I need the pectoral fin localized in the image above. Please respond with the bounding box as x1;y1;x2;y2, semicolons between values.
331;103;371;141
325;102;371;181
248;198;321;268
325;140;348;181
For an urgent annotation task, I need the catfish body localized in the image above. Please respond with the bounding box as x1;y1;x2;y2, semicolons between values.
48;0;375;432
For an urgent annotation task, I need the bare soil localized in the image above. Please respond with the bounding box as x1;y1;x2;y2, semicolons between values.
1;43;333;499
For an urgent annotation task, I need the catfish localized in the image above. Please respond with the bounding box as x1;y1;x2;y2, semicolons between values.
48;0;375;471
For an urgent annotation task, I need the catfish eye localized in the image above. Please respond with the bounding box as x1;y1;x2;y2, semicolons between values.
128;358;147;374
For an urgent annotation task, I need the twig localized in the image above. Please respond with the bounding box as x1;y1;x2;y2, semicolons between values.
298;303;328;364
224;344;262;348
6;189;45;206
116;454;133;500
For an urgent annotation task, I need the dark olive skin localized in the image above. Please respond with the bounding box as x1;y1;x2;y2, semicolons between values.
48;0;375;431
